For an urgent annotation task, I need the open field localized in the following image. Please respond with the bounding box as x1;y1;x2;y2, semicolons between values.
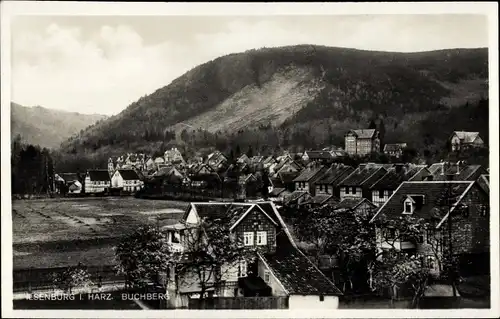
12;197;189;270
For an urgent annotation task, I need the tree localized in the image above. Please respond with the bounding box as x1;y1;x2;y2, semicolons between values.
368;119;377;130
246;145;254;158
175;214;249;300
371;251;430;308
115;225;180;289
51;263;93;294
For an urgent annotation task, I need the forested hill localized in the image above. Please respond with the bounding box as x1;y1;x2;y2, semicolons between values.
56;45;488;170
11;103;107;149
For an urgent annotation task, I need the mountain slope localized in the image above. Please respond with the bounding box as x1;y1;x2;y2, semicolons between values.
58;45;488;164
11;103;107;149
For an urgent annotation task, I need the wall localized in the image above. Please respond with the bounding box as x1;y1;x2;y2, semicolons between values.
356;139;372;156
111;171;123;188
345;134;357;155
288;295;339;309
340;186;362;200
235;207;277;254
371;190;393;206
84;176;109;193
257;259;287;297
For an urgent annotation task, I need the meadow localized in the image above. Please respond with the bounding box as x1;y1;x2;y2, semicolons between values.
12;197;189;270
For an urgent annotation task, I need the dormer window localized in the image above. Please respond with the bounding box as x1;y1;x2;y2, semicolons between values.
403;198;414;214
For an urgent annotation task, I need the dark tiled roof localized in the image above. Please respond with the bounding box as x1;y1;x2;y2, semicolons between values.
59;173;79;183
305;151;333;160
279;171;300;184
339;165;384;187
371;181;474;223
350;129;376;139
310;194;333;205
191;202;280;227
316;165;355;185
334;198;370;210
87;170;110;181
293;166;327;182
271;177;284;189
262;249;342;295
269;188;286;197
254;202;280;225
285;191;309;203
476;174;489;195
369;165;422;190
361;167;389;188
189;173;221;184
452;131;481;143
383;143;407;152
432;165;484;181
118;169;140;180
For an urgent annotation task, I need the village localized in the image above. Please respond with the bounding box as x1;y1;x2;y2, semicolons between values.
33;127;491;309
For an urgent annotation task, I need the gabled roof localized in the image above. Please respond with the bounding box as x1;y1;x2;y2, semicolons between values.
259;249;342;296
476;174;490;195
304;150;333;160
383;143;407;152
348;129;377;139
269;188;286;197
370;181;475;228
293;165;327;183
309;194;333;205
452;131;481;143
117;169;140;180
316;165;355;186
334;198;376;211
250;155;264;164
278;171;300;184
58;173;79;183
339;165;387;187
369;165;423;190
431;163;484;181
87;170;110;181
284;190;309;204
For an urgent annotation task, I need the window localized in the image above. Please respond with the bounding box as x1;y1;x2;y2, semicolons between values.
243;232;254;246
264;270;270;283
379;190;384;199
256;231;267;246
238;260;248;277
319;295;325;302
345;187;350;194
319;185;323;192
352;187;357;194
403;201;413;214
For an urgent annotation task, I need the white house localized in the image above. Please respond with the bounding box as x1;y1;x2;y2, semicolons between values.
84;170;111;194
111;169;143;192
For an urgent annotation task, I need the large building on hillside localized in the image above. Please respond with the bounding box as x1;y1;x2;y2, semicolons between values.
344;129;380;156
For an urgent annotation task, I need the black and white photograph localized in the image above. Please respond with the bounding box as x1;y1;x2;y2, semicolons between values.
1;1;499;318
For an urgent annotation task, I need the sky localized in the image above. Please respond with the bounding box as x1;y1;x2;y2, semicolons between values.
11;14;489;116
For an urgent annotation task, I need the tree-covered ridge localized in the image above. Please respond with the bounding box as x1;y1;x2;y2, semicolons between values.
54;46;488;172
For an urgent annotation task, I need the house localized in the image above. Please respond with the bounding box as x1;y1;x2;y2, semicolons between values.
154;156;166;167
338;163;389;201
237;154;251;165
237;173;259;199
449;131;485;152
292;164;328;196
262;156;276;169
370;180;490;276
368;164;430;206
165;201;342;309
163;148;185;164
283;191;312;207
111;169;143;192
314;164;355;198
84;170;111;194
344;129;381;156
428;162;487;181
270;157;302;177
383;143;407;158
270;171;300;194
145;157;156;171
54;173;82;194
333;198;377;218
302;150;334;163
206;151;228;170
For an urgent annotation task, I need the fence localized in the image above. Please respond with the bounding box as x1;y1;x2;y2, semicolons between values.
188;296;289;309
